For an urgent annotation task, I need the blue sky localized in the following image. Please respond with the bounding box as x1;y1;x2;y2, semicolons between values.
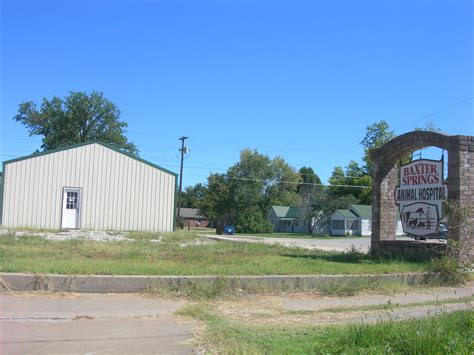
1;0;472;187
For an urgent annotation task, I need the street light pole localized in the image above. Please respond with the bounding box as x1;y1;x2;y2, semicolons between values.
176;136;189;229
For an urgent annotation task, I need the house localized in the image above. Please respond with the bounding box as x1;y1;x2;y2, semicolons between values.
179;208;209;228
0;142;177;232
267;206;307;233
330;204;404;236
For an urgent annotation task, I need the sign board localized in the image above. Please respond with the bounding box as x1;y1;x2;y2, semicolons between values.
395;159;448;236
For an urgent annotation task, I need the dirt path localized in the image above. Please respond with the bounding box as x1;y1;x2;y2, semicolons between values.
214;282;474;326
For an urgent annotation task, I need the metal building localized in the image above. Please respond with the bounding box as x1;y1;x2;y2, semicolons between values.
0;142;177;232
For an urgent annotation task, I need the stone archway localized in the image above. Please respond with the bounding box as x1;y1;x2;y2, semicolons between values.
370;131;473;260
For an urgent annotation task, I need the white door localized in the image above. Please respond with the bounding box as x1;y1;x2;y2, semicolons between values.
61;188;81;229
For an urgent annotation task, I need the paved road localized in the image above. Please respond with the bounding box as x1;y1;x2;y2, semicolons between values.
206;235;445;253
0;293;194;354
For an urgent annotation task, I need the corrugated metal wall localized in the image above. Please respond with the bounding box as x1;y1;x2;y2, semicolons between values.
1;143;176;232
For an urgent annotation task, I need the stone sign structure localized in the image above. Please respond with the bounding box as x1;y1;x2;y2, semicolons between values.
395;158;448;237
370;131;473;261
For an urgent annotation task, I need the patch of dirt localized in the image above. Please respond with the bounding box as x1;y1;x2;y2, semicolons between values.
179;238;217;248
0;228;134;241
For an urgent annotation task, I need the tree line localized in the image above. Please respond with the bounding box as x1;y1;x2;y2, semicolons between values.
13;91;436;234
181;121;397;233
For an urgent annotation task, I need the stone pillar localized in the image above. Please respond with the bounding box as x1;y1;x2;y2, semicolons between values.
448;136;474;262
371;159;398;252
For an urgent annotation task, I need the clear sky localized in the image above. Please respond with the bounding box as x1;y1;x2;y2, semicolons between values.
1;0;472;188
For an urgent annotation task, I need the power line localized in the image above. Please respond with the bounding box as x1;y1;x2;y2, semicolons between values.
184;172;370;189
297;96;473;166
391;96;473;133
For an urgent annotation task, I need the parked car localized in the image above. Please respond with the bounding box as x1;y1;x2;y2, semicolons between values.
223;225;236;235
409;223;447;240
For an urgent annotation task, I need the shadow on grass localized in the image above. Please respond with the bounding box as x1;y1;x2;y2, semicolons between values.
280;250;419;264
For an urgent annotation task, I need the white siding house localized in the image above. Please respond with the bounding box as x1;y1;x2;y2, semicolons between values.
331;209;360;236
330;204;404;237
0;142;177;232
267;206;307;233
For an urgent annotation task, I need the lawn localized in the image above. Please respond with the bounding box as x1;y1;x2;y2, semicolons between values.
177;305;473;354
0;230;433;276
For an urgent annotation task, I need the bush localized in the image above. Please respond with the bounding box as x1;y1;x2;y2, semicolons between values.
235;208;274;233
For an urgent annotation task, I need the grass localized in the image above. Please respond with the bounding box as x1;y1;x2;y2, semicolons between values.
292;295;474;314
144;276;419;300
176;304;474;353
0;230;433;276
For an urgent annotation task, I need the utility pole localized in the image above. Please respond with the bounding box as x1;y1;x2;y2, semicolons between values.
176;136;189;229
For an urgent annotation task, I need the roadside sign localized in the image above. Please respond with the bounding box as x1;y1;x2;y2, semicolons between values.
395;159;448;237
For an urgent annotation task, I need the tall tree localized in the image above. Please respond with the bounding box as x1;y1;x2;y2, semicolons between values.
181;183;207;209
200;149;301;234
360;120;395;174
264;156;302;208
199;174;232;234
297;167;322;233
14;91;138;155
328;161;371;205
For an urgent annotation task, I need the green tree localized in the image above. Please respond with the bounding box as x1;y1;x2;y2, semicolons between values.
297;167;323;234
199;174;232;234
308;187;359;233
328;161;371;205
201;149;300;234
360;120;395;174
181;183;207;209
14;91;138;154
264;156;302;208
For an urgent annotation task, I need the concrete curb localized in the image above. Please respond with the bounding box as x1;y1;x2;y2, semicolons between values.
0;272;431;293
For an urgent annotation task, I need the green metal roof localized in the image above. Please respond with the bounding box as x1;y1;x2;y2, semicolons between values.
349;204;372;219
334;209;357;218
271;205;300;219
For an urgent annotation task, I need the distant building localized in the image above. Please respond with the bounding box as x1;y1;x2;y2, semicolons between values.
330;204;404;236
267;205;307;233
1;142;177;232
179;208;209;228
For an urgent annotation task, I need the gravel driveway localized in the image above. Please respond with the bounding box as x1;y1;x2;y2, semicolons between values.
205;235;427;253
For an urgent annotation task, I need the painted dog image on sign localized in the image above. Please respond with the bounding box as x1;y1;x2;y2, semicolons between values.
395;159;447;237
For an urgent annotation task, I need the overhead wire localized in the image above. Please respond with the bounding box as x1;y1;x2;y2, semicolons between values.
2;96;470;183
296;96;473;166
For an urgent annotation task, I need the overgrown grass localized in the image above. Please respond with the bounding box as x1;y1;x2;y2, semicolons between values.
0;231;433;276
144;277;417;300
176;304;474;353
294;295;474;314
